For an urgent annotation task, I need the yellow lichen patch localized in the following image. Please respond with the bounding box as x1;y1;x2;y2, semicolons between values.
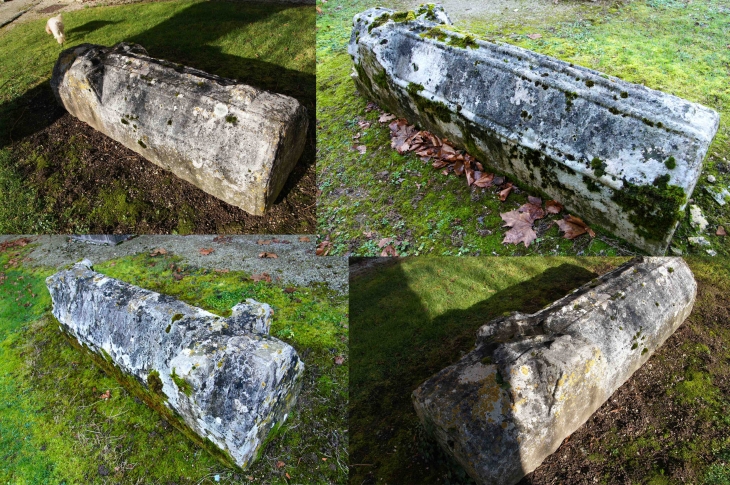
521;366;529;375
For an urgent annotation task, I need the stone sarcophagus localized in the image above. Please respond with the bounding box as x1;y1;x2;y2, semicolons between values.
349;6;719;253
46;260;304;469
51;43;308;216
412;257;695;485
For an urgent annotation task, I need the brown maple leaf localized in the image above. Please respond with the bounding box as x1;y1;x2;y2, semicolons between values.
717;226;727;236
298;236;311;242
389;119;417;154
501;210;538;247
199;248;214;255
150;248;168;256
555;215;596;239
545;200;564;214
257;239;272;245
518;196;545;222
378;113;396;123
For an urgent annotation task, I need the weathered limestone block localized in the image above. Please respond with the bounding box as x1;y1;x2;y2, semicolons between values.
51;43;308;215
46;260;304;469
349;6;719;253
412;257;695;485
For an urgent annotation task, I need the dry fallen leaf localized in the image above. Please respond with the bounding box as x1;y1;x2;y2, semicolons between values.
545;200;564;214
257;239;272;245
499;183;514;202
316;241;332;256
555;215;596;239
212;235;232;244
334;355;345;365
284;287;296;294
501;210;538;247
286;473;291;480
276;461;286;469
717;226;727;236
527;33;542;40
378;113;396;123
99;390;111;400
354;145;367;154
316;5;322;13
518;196;545;221
298;236;311;242
150;248;168;256
259;252;278;259
199;248;214;255
251;273;272;283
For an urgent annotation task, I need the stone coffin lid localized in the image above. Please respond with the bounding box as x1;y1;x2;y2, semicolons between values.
46;260;304;470
412;257;695;485
349;6;720;253
51;42;308;216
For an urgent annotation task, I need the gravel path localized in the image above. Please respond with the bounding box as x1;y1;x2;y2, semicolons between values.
0;234;348;293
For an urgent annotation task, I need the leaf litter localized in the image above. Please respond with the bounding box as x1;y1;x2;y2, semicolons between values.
376;112;596;248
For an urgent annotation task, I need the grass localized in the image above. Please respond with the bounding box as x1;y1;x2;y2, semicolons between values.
0;0;314;233
316;0;730;256
349;256;730;484
0;241;347;484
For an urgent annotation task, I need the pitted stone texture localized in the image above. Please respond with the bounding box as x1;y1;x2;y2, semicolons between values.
51;42;308;215
349;7;719;253
46;260;304;469
412;257;695;485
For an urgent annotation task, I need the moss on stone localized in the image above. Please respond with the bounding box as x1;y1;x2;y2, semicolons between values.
591;157;606;177
412;94;451;123
564;91;578;111
448;34;478;49
406;82;425;97
147;370;164;395
611;178;686;244
421;27;447;42
368;13;389;32
171;367;193;396
665;156;676;169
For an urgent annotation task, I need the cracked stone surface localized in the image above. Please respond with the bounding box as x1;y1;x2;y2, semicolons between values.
349;6;719;254
51;42;308;215
412;257;696;485
47;260;304;469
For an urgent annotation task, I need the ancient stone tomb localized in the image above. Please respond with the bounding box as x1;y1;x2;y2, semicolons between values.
51;42;308;216
349;6;719;253
46;260;304;469
412;257;696;485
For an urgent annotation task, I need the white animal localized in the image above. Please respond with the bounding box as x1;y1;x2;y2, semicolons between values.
45;14;65;45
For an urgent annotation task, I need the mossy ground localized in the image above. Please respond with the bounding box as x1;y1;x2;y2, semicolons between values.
349;256;730;484
0;0;314;234
317;0;729;256
0;242;347;484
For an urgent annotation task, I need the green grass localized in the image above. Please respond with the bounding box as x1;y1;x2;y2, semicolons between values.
349;256;730;484
0;242;347;484
317;0;730;256
0;0;314;233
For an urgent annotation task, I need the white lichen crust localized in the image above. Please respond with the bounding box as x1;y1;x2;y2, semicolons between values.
46;260;304;469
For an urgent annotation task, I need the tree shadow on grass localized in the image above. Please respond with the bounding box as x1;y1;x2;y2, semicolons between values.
349;259;598;484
